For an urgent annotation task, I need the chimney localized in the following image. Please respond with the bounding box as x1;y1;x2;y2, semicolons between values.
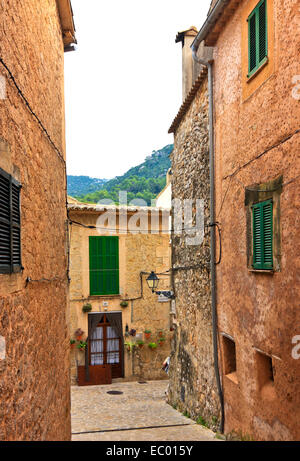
175;26;198;101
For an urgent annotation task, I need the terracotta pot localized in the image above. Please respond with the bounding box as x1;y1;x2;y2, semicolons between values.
145;333;151;340
138;344;144;349
76;335;83;341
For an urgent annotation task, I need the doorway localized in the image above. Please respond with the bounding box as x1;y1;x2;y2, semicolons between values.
89;313;123;379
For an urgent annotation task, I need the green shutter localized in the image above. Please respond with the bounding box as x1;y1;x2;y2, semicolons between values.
248;0;268;77
89;236;119;295
252;200;273;270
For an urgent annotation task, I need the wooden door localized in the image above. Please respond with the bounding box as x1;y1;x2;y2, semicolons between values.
89;314;123;379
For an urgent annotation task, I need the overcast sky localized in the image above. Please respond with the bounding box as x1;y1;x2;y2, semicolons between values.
64;0;211;179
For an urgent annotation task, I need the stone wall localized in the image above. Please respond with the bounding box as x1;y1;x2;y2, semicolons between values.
68;209;172;384
0;1;70;440
168;79;221;430
213;0;300;441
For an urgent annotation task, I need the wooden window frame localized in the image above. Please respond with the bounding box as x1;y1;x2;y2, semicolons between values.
247;0;268;78
0;166;22;274
89;236;120;296
245;176;282;273
252;199;273;270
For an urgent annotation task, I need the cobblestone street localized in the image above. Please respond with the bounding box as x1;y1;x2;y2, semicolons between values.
71;380;218;441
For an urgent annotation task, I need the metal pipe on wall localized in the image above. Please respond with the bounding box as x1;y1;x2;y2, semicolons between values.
191;45;225;434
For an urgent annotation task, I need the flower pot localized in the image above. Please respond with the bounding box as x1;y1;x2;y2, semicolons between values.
158;331;163;338
138;344;144;349
145;333;151;340
76;335;83;341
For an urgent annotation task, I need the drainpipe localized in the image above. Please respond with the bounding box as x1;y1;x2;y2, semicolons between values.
191;43;225;434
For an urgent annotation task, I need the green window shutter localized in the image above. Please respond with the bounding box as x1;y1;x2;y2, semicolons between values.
89;236;119;295
248;0;268;77
252;200;273;270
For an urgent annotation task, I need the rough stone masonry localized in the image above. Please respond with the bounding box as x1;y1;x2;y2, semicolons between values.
0;0;73;440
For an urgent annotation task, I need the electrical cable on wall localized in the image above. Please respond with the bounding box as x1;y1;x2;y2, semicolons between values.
0;57;66;165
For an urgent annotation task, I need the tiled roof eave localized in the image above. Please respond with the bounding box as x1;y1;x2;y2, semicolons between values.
168;67;208;134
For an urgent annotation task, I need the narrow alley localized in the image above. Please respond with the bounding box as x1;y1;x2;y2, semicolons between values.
71;381;218;441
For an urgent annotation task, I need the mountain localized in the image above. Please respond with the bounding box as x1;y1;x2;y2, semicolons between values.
67;144;173;206
67;176;108;197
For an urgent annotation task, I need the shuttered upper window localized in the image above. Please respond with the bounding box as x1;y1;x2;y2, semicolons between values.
89;236;119;296
0;167;22;274
252;200;273;270
248;0;268;78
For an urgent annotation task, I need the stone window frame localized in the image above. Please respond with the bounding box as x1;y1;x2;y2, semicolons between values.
245;175;282;273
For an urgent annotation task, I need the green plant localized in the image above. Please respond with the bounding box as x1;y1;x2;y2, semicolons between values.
137;340;145;348
183;411;191;418
82;303;92;313
196;415;208;427
70;339;76;347
211;415;218;426
125;342;136;353
148;342;157;350
144;329;151;334
120;301;129;308
77;341;87;351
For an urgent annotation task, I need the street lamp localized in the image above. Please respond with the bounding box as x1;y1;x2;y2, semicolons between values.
146;271;160;293
146;271;175;300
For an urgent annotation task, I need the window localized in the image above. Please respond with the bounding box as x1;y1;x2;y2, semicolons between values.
255;350;275;400
222;335;237;376
0;167;21;274
89;236;119;296
252;199;273;270
248;0;268;77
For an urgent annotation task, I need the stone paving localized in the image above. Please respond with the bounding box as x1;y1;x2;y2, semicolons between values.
71;380;218;441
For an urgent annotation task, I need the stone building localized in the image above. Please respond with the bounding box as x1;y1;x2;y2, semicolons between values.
169;0;300;441
168;27;221;431
68;200;172;385
0;0;76;441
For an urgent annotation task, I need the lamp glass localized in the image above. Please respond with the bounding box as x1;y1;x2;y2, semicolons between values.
146;271;160;291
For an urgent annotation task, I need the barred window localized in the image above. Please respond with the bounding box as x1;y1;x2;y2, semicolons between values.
0;167;22;274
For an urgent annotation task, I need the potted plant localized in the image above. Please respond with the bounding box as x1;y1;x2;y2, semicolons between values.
75;328;84;341
137;340;145;349
82;303;92;313
148;342;158;350
77;341;87;352
158;337;166;347
125;342;136;353
158;330;164;338
120;301;128;308
144;329;151;340
129;329;136;337
70;339;76;349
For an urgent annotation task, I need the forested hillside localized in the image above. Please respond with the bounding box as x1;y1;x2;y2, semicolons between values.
67;144;173;206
